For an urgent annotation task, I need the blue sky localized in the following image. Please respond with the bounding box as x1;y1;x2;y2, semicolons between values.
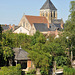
0;0;73;25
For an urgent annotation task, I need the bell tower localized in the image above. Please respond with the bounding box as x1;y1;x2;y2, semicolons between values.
40;0;57;23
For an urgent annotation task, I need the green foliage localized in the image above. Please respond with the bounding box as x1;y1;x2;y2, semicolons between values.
27;69;36;74
63;66;75;75
0;64;21;75
31;31;42;45
54;56;68;66
64;1;75;57
2;46;14;61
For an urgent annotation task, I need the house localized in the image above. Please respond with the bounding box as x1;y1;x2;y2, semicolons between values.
1;24;18;32
12;47;35;71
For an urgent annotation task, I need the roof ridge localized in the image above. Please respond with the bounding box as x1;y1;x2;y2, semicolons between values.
25;15;46;18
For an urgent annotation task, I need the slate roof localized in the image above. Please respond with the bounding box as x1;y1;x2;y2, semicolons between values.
25;15;48;26
53;23;61;28
49;23;57;31
52;19;63;30
40;0;57;10
52;19;62;24
33;23;56;32
1;25;9;30
14;26;21;31
13;48;29;60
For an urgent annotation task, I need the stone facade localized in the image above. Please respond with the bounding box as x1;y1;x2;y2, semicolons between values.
40;9;57;23
40;0;57;23
18;15;31;31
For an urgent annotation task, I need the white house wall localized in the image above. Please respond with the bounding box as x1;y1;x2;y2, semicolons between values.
13;27;29;35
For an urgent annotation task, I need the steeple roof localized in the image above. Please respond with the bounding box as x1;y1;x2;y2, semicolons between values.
40;0;57;10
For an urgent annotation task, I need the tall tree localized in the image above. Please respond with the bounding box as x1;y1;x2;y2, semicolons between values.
64;1;75;56
0;25;2;40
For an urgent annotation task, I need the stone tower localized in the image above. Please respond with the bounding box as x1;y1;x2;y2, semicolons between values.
40;0;57;23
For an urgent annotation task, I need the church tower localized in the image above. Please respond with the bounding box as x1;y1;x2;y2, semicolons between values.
40;0;57;23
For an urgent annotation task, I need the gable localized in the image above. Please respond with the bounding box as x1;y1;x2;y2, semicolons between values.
18;15;31;31
13;27;29;35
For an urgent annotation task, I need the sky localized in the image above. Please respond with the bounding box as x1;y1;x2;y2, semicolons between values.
0;0;73;25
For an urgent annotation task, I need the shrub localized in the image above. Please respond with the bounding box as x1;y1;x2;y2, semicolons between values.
27;69;36;74
0;64;21;75
63;66;75;75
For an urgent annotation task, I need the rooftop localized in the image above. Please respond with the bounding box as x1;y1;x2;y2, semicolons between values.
40;0;57;10
33;23;56;32
13;48;29;60
25;15;48;26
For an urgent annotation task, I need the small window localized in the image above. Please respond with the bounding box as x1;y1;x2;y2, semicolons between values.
43;13;44;16
23;22;25;27
51;11;52;17
54;11;55;18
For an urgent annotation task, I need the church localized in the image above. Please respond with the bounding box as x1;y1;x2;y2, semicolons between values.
14;0;64;36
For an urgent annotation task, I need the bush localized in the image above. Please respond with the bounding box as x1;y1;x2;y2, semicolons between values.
63;66;75;75
54;56;68;66
27;69;36;74
0;64;21;75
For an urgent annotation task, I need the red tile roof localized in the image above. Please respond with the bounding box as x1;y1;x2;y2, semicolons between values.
25;15;48;26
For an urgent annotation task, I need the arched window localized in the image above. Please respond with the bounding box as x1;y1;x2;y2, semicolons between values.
54;11;55;18
51;11;52;17
23;22;25;27
43;13;44;16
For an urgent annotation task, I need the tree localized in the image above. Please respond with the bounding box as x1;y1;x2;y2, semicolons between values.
64;1;75;56
0;25;3;40
2;46;14;65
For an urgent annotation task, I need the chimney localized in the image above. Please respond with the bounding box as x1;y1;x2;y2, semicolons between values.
5;24;7;26
61;18;64;29
9;24;11;30
47;22;50;28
